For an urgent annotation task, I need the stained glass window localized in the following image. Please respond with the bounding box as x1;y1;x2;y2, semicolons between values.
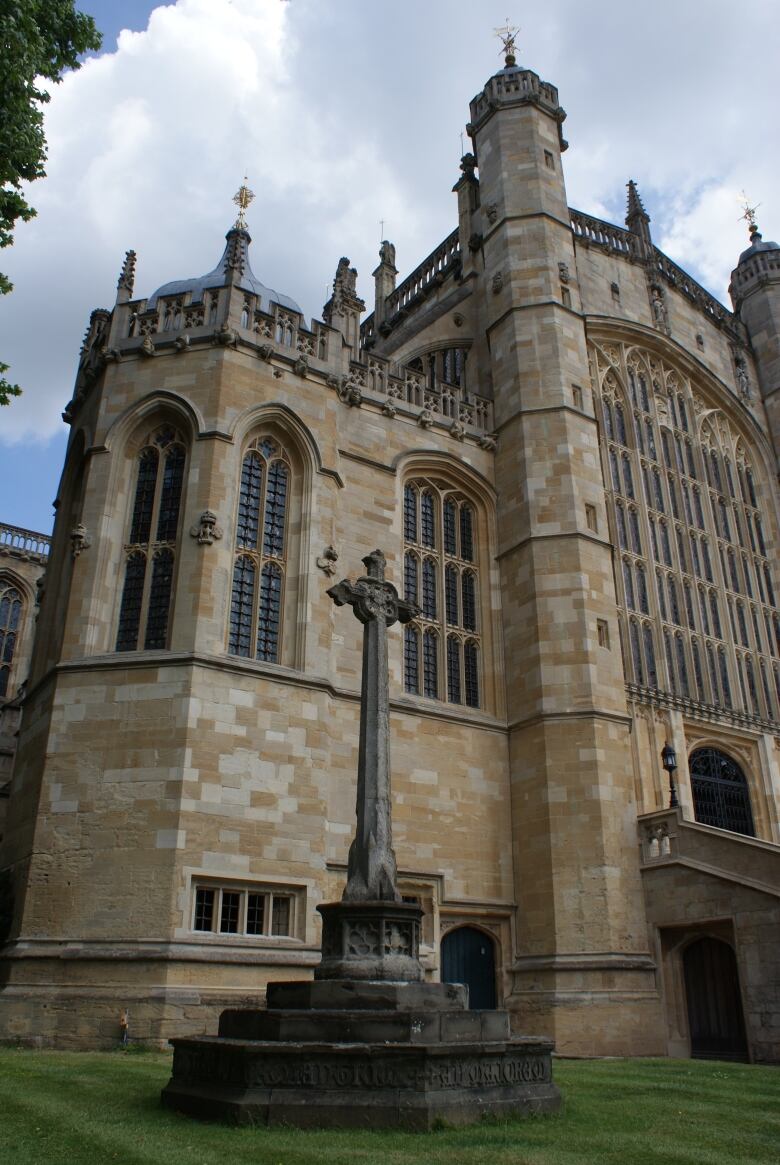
404;625;419;694
145;548;174;649
443;500;457;555
600;348;780;722
228;437;291;664
464;641;479;708
447;634;461;704
237;453;263;549
229;555;256;656
0;584;23;699
256;563;283;662
117;428;186;651
423;630;438;698
403;481;482;708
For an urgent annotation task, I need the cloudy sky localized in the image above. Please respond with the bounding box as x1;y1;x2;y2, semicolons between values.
1;0;778;534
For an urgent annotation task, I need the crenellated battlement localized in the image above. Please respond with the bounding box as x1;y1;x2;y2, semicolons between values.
731;244;780;303
468;67;567;149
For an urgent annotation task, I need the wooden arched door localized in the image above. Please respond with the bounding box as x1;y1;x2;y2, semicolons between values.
683;937;748;1061
441;925;497;1010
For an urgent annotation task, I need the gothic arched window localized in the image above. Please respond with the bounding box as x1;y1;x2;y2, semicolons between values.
228;436;290;663
403;481;480;708
116;426;186;651
0;582;23;698
598;346;780;722
689;747;755;837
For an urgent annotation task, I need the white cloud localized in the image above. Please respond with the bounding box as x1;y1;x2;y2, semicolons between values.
1;0;778;448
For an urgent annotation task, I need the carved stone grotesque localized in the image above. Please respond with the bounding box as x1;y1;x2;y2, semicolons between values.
214;324;237;347
316;545;338;577
70;524;91;559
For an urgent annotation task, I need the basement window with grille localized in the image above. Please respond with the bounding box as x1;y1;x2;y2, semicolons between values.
191;882;300;939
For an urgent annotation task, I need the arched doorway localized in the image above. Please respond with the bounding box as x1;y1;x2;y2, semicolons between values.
689;748;755;837
683;937;748;1061
441;926;497;1010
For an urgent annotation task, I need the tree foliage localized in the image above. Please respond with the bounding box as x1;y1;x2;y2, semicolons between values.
1;1;101;404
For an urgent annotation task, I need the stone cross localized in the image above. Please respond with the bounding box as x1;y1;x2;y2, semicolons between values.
327;550;418;902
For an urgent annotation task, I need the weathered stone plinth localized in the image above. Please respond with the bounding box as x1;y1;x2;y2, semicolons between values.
162;1039;559;1130
162;976;560;1129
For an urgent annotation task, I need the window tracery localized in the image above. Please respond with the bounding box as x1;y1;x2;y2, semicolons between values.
116;426;186;651
0;582;23;698
596;345;779;721
228;436;290;663
403;480;480;708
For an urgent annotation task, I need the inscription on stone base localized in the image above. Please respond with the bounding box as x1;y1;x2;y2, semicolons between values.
162;1036;561;1129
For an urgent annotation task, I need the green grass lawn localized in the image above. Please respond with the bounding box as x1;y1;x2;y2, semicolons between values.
0;1048;776;1165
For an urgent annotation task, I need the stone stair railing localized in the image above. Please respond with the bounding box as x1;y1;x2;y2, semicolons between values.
638;806;780;898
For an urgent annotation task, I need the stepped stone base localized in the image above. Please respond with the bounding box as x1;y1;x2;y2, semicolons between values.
161;977;561;1129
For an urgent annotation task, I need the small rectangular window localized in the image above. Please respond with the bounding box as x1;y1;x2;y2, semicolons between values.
597;619;610;649
246;892;266;935
194;887;215;931
192;882;299;938
220;890;241;934
544;150;554;170
585;504;598;533
271;895;291;936
572;384;583;409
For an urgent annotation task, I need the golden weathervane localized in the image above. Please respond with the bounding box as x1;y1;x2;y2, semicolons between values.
233;177;255;230
738;191;761;236
495;18;520;65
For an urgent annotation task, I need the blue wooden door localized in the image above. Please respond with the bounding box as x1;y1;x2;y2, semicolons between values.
441;926;497;1010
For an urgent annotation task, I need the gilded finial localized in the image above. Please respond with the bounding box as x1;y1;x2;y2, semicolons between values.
233;176;255;230
738;191;761;239
494;17;520;66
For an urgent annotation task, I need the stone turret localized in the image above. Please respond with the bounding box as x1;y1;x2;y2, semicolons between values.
730;222;780;468
468;51;659;1053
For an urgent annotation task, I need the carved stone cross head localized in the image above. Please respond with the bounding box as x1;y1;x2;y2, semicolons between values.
327;549;419;627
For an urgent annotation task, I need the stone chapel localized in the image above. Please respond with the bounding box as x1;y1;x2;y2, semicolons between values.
0;45;778;1062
